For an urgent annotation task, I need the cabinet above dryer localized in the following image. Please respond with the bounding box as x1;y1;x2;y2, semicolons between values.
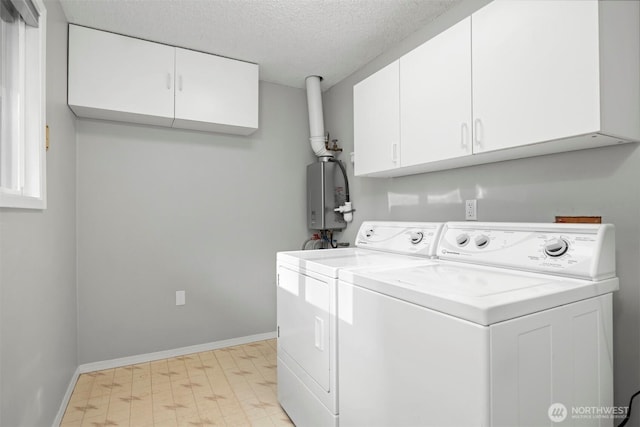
67;25;259;135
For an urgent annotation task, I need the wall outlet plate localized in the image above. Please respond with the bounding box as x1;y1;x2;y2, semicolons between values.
465;199;477;221
176;290;186;306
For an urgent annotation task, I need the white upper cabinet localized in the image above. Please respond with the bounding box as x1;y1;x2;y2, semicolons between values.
174;48;259;134
353;60;400;176
400;17;472;166
472;0;600;153
68;25;259;135
353;0;640;177
68;25;175;127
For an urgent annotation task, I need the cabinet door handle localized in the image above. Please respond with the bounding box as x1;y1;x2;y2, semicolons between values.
474;119;483;148
392;142;398;163
178;75;183;92
166;73;172;90
461;123;469;149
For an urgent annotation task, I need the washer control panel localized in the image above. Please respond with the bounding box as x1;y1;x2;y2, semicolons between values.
356;221;444;257
438;222;616;280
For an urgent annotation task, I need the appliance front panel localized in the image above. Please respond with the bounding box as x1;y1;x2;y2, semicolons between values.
277;265;331;392
490;294;613;426
337;280;490;426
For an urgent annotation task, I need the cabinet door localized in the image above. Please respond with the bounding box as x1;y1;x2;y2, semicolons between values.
472;0;600;153
353;61;400;176
68;25;175;126
174;48;259;135
400;17;472;166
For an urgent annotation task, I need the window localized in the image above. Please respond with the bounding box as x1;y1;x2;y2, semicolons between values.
0;0;46;209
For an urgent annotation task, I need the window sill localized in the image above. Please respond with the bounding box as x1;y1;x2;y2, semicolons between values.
0;191;46;209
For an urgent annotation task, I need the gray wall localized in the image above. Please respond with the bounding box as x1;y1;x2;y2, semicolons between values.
0;0;78;425
324;0;640;415
76;81;314;363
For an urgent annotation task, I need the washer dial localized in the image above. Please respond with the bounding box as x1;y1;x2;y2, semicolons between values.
410;231;424;244
544;238;569;257
456;234;470;247
475;235;490;248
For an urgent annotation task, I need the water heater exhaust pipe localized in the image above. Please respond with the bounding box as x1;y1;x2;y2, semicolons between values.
306;76;333;159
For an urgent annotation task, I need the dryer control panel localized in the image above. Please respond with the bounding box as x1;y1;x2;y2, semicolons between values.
355;221;444;258
438;222;616;280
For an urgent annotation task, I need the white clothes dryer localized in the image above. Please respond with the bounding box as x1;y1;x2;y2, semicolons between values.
338;222;618;427
276;221;444;427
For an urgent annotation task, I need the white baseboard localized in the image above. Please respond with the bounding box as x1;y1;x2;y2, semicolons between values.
52;366;80;427
54;332;276;425
77;331;276;373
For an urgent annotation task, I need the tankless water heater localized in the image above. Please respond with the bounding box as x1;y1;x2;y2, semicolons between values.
307;162;346;230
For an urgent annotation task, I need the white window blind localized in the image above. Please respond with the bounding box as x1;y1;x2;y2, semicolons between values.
0;0;46;209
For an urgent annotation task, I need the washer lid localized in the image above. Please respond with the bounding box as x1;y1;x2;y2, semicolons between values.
343;261;619;325
278;248;430;278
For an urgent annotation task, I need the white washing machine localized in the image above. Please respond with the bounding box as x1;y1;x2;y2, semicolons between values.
338;222;618;427
276;221;444;427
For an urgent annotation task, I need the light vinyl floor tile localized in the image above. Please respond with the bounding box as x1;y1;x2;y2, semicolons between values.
60;339;294;427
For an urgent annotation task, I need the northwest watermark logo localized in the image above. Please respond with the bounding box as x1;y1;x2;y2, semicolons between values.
548;403;567;422
548;403;628;423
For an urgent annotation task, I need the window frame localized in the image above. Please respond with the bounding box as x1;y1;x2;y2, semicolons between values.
0;0;46;209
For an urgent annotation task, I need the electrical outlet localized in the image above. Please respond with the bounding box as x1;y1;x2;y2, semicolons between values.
465;199;477;221
176;290;185;306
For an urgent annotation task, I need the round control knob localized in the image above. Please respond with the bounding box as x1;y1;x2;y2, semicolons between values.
456;233;470;247
544;238;569;257
410;231;424;244
475;235;490;248
364;228;374;238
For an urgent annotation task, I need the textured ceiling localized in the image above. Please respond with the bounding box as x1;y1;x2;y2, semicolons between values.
59;0;462;90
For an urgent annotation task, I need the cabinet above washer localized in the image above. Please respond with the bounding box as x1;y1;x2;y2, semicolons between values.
354;0;640;178
67;25;259;135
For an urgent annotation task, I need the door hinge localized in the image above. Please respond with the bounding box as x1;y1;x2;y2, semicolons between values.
277;326;280;338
